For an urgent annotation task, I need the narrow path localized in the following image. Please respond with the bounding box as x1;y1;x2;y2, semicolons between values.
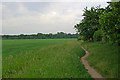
81;47;105;80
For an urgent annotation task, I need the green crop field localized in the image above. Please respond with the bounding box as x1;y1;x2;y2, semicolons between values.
2;39;91;78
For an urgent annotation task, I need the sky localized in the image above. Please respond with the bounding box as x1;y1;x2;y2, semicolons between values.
1;0;110;35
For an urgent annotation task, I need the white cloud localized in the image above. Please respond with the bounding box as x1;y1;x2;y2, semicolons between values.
0;4;2;35
2;2;108;34
3;0;111;2
17;2;29;14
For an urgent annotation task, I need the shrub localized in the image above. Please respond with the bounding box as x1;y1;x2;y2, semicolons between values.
77;36;84;40
93;30;103;41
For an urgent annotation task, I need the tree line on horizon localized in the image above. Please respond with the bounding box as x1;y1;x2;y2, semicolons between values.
74;2;120;45
2;32;79;39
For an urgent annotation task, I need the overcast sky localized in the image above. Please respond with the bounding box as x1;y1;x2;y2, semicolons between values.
1;1;109;35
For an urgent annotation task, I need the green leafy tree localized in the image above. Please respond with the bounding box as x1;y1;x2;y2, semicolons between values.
93;30;103;41
2;32;79;39
74;6;105;40
99;2;120;45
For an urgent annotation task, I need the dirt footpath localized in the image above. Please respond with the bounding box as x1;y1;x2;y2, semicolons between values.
81;47;106;80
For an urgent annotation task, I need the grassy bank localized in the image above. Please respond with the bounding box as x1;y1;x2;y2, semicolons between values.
2;39;91;78
81;41;118;78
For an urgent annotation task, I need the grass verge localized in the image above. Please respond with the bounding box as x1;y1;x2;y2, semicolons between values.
81;41;118;78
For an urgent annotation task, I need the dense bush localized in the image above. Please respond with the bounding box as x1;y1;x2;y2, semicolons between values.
99;2;120;45
93;30;103;41
74;2;120;45
77;36;84;40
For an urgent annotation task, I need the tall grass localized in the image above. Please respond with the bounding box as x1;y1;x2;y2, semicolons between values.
81;41;118;78
0;39;2;79
2;39;91;78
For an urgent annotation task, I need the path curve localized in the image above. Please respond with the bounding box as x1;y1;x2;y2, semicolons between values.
81;47;105;80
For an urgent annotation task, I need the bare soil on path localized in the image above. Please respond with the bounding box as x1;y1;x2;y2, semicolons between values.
81;47;106;80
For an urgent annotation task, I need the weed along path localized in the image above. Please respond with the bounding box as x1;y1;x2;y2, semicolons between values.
81;47;105;80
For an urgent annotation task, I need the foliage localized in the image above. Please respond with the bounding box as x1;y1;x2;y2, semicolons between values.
77;35;84;40
93;30;103;41
75;2;120;45
99;2;120;45
2;32;79;39
74;6;105;40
